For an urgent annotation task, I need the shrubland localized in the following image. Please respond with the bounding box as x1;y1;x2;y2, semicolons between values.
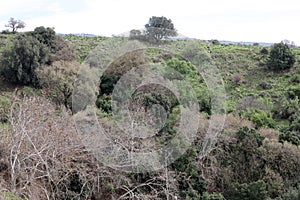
0;29;299;199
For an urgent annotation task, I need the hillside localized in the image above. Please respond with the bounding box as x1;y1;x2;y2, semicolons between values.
0;33;299;200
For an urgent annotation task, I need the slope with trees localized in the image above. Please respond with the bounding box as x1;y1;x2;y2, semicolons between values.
0;17;300;199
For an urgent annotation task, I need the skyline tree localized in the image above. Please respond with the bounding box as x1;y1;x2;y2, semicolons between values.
5;17;25;33
145;16;177;41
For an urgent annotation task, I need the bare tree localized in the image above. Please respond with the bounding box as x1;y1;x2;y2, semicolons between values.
2;95;104;199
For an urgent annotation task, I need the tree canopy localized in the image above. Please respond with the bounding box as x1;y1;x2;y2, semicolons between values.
267;42;295;70
5;17;25;33
145;16;177;41
0;35;49;86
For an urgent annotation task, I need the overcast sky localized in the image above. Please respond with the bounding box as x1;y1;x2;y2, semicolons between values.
1;0;300;45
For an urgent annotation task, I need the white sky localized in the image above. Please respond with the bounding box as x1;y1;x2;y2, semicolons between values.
1;0;300;45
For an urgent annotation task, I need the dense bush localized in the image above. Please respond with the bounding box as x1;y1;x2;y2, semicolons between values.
243;109;275;128
260;47;269;55
229;180;268;200
171;148;206;199
279;131;300;146
267;42;295;70
29;26;56;48
262;140;300;188
0;96;10;123
0;35;49;86
279;113;300;146
277;184;300;200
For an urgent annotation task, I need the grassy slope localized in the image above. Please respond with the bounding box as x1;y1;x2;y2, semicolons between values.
1;33;300;128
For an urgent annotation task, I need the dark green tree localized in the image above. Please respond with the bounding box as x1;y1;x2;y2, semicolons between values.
5;17;25;33
279;113;300;146
229;180;268;200
30;26;56;48
0;35;49;86
145;16;177;41
267;42;295;70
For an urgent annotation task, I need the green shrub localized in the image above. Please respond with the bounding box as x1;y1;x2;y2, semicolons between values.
201;192;224;200
243;109;275;128
279;113;300;146
287;85;300;99
262;140;300;188
0;96;10;123
279;131;300;146
279;184;300;200
267;42;295;70
171;148;206;199
276;97;300;121
236;126;265;145
1;192;25;200
96;93;112;113
29;26;56;48
263;168;284;198
229;180;268;200
260;47;269;55
0;35;49;86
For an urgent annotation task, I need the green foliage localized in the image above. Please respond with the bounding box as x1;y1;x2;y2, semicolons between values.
0;35;49;86
236;126;265;147
29;26;56;48
0;96;10;123
260;47;269;55
263;168;284;198
96;48;147;113
276;97;300;121
98;49;146;96
142;92;174;112
145;16;177;41
96;93;111;113
217;127;266;194
164;56;211;114
279;131;300;146
262;140;300;188
288;113;300;132
1;192;26;200
267;42;295;70
278;184;300;200
166;57;197;78
279;112;300;146
287;84;300;99
171;148;206;199
243;109;275;128
229;180;268;200
63;35;107;62
1;34;300;199
201;192;224;200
